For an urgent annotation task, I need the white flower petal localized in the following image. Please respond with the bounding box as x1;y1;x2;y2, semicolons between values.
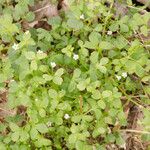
73;54;79;60
122;72;127;78
25;30;30;34
12;43;19;50
115;75;121;81
46;121;52;127
64;114;70;119
80;14;85;20
50;62;56;68
10;79;15;82
107;31;112;35
37;50;43;54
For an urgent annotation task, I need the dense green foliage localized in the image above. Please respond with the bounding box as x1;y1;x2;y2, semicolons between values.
0;0;150;149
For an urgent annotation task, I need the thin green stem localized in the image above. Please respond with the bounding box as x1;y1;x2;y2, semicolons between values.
102;0;114;36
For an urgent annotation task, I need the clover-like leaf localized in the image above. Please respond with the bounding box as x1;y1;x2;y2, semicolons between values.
25;51;36;60
43;74;53;81
100;57;109;65
67;18;83;30
99;41;113;50
89;31;101;46
62;45;74;57
102;90;112;98
11;131;20;142
97;65;107;74
36;123;48;134
53;76;63;85
90;51;99;64
30;60;38;71
91;90;101;100
55;68;64;77
36;51;47;60
9;123;20;132
48;89;58;99
98;100;106;109
140;25;148;36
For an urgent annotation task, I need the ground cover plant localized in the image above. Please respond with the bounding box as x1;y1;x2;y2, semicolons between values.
0;0;150;149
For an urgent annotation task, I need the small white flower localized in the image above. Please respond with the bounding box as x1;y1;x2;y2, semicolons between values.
80;14;85;20
12;43;19;50
112;144;116;148
121;51;127;56
122;72;127;78
64;114;70;120
107;127;111;134
35;98;38;101
37;50;43;54
25;30;30;34
120;143;126;149
107;30;112;35
46;121;52;127
73;54;79;60
50;62;56;68
115;75;121;81
139;105;143;109
10;79;15;82
115;120;119;126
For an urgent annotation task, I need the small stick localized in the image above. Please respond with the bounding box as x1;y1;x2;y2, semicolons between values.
33;5;52;13
0;107;16;116
79;95;83;114
120;129;150;135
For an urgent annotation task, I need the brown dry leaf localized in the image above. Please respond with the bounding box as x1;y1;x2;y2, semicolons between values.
0;90;7;103
29;0;58;21
34;20;51;30
22;0;58;30
21;20;38;30
22;0;69;30
0;103;17;118
106;144;119;150
136;0;150;5
0;90;16;118
125;105;146;150
136;0;150;8
114;1;128;17
60;0;70;11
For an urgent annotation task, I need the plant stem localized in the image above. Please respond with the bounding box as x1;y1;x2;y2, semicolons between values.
120;129;150;135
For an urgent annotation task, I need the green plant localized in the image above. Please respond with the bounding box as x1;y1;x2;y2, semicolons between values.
0;0;150;149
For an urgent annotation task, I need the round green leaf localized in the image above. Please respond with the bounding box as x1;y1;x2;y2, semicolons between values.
67;18;83;30
30;60;37;71
48;89;58;99
100;57;109;65
91;90;101;99
43;74;53;81
53;76;63;85
102;90;112;98
98;65;107;74
25;51;35;60
98;100;106;109
77;81;86;91
36;123;48;134
11;131;20;142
